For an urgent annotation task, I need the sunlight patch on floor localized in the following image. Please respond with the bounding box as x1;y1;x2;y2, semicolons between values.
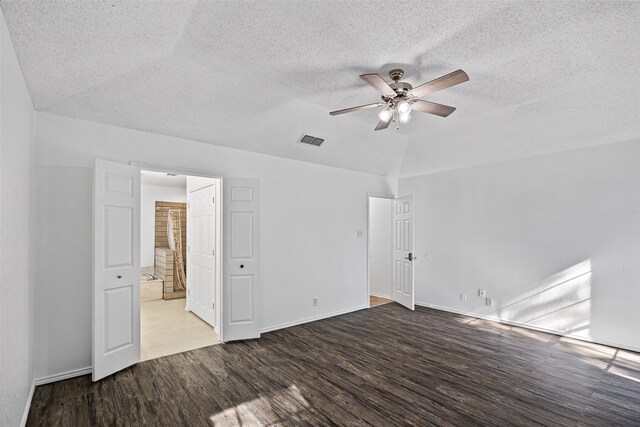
559;337;617;357
607;350;640;383
209;385;309;426
508;326;552;342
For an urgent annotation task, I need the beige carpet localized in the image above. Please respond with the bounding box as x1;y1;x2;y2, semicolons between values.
141;298;220;361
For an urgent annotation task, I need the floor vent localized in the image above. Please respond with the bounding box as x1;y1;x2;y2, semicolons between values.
298;134;324;146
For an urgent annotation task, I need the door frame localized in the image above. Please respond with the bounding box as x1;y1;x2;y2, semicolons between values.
366;192;395;308
131;161;223;333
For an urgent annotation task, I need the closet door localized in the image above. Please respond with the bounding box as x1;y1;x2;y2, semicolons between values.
93;159;141;381
221;178;260;342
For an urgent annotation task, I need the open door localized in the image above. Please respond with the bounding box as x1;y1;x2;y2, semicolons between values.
93;159;140;381
392;195;415;310
221;178;260;342
187;183;216;327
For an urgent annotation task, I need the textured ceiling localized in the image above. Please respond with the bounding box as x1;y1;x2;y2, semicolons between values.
2;1;639;177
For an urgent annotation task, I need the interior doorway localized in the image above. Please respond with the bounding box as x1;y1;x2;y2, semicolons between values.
368;196;393;308
139;170;221;361
93;159;262;380
367;194;416;310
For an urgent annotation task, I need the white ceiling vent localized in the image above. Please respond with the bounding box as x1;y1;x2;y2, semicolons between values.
298;134;324;147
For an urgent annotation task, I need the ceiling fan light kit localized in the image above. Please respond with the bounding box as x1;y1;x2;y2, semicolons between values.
378;107;393;122
330;68;469;131
399;111;411;124
397;100;411;114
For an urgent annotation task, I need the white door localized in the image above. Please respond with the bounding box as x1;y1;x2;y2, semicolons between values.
393;196;415;310
93;159;140;381
221;178;260;342
187;184;216;327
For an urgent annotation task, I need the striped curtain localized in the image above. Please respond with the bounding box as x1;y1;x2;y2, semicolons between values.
167;209;186;291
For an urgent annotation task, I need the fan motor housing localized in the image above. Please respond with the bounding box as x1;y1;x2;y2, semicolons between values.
382;81;413;101
388;68;404;81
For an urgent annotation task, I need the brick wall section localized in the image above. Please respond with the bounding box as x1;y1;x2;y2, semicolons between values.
154;248;174;296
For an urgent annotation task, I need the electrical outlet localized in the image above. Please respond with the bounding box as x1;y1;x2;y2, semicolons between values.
356;229;363;238
478;289;486;297
313;298;318;307
486;297;494;307
460;293;467;302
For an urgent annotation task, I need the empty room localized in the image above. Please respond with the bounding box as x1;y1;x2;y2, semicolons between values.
1;1;639;426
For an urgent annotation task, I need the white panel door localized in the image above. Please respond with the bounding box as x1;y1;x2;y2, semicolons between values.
393;196;415;310
222;178;260;342
187;184;216;327
93;159;140;381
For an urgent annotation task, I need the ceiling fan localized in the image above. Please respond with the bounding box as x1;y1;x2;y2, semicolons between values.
329;68;469;131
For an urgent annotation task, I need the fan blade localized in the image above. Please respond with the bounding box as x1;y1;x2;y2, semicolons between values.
374;118;392;131
410;100;456;117
360;74;397;97
329;102;383;116
409;69;469;98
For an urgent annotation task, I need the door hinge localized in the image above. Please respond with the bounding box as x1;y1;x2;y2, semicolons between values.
212;196;215;203
188;289;191;296
212;302;215;309
212;249;215;256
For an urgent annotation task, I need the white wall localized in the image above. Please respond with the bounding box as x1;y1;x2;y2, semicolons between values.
0;9;35;427
368;197;392;298
34;112;393;379
400;139;640;351
140;184;186;267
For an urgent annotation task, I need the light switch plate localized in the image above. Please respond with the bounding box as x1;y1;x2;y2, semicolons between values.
356;229;363;238
478;289;486;297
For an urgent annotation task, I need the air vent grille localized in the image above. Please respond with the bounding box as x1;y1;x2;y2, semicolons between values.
298;134;324;147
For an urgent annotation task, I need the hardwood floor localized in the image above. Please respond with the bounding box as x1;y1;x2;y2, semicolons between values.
27;304;640;426
369;295;392;307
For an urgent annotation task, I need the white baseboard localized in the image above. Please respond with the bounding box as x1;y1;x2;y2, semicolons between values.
29;306;366;387
261;305;369;334
20;379;36;427
415;301;640;354
35;366;92;386
369;292;392;299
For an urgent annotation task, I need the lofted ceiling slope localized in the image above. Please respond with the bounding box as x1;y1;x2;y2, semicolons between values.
1;1;639;177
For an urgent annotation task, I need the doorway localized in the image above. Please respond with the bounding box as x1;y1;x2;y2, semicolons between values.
367;194;415;311
368;196;393;308
139;170;221;361
93;159;262;380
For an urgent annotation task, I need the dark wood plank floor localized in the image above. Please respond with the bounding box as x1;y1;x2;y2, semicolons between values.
27;304;640;426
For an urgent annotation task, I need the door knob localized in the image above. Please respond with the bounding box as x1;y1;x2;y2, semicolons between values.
240;265;244;269
404;253;414;261
117;274;123;279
